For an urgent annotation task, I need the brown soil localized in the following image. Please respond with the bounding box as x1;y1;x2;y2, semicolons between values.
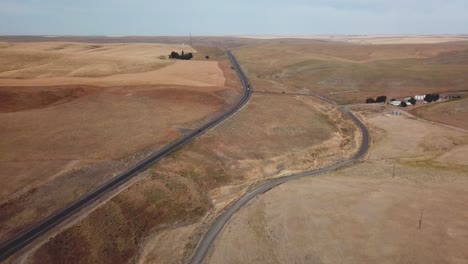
0;85;100;113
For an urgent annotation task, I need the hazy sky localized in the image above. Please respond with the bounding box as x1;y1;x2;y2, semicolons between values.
0;0;467;35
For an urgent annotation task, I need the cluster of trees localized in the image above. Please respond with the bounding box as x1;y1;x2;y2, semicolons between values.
365;95;387;104
424;93;440;102
169;51;193;60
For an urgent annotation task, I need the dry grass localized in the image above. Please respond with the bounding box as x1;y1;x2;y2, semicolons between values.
0;42;194;78
241;35;468;44
27;93;358;264
208;108;468;264
0;42;225;87
0;84;237;240
233;41;468;104
0;43;239;245
410;97;468;131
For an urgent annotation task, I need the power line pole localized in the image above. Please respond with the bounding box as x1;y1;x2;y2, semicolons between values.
190;32;193;46
418;209;424;229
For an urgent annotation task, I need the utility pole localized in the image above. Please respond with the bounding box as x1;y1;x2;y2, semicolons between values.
418;209;424;229
190;32;193;46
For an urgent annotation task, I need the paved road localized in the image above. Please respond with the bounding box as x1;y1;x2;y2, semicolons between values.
0;51;252;261
189;71;369;264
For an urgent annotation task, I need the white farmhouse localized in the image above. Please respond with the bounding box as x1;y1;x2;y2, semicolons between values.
390;101;402;106
415;95;426;100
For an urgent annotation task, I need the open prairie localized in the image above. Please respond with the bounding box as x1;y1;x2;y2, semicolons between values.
233;40;468;104
0;42;241;244
208;106;468;264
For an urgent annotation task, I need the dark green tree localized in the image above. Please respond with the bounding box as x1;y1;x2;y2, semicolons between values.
424;94;434;102
170;51;180;59
376;96;387;103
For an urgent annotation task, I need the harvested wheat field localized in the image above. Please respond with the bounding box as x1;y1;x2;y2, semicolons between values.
24;93;359;264
208;107;468;264
0;42;224;87
233;40;468;104
0;42;241;248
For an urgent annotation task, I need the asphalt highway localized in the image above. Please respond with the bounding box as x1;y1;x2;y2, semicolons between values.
0;51;252;261
189;73;370;264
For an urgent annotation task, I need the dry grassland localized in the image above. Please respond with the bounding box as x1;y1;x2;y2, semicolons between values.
241;35;468;44
26;93;359;264
0;43;238;247
233;41;468;104
0;42;225;87
208;108;468;264
410;97;468;131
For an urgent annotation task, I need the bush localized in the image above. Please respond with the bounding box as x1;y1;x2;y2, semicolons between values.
366;98;376;103
390;98;396;101
400;101;408;107
376;96;387;103
205;55;210;59
408;97;417;105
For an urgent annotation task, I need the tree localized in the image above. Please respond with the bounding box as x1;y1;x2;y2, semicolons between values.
390;98;396;101
169;51;180;59
376;95;387;103
366;98;376;104
179;52;193;60
424;94;434;102
400;101;408;107
432;93;440;101
408;97;417;105
205;55;210;59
